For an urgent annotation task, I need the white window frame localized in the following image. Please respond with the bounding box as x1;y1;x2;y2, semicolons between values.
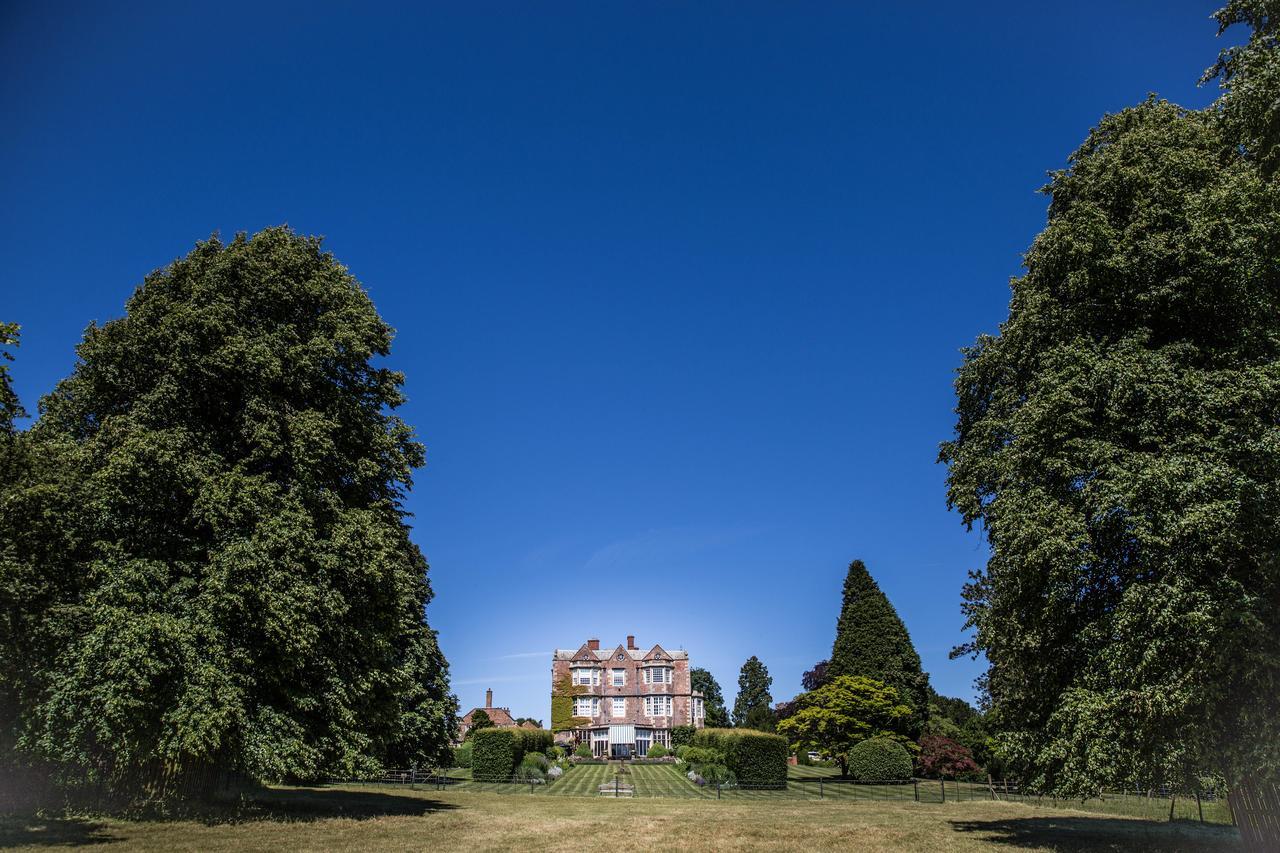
572;667;600;687
574;697;600;717
611;668;625;687
611;697;625;717
644;695;672;717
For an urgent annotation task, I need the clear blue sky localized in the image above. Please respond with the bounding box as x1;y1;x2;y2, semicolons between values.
2;2;1230;721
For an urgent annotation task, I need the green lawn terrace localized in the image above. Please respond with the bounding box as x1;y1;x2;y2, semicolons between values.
441;761;1234;823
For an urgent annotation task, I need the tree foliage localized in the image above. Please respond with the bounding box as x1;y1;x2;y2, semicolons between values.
0;323;24;438
1204;0;1280;175
917;735;979;780
0;228;456;794
690;667;729;728
827;559;929;736
731;656;773;729
775;675;913;777
467;710;495;737
941;9;1280;794
801;660;830;692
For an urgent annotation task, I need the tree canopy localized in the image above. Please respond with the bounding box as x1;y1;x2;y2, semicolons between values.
690;667;729;728
941;6;1280;795
827;559;929;736
776;675;913;777
0;323;23;438
731;656;773;729
0;228;456;795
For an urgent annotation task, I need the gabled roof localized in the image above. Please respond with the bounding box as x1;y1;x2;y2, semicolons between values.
570;643;598;663
643;643;672;662
553;642;688;661
460;706;516;727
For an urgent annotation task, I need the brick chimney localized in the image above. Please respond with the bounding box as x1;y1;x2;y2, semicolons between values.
485;688;493;708
587;638;600;651
627;635;636;650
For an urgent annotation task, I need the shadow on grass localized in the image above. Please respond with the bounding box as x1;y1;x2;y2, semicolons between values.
950;814;1241;851
0;815;119;848
0;784;460;843
234;785;459;822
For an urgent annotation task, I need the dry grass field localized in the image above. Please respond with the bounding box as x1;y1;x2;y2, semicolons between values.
0;783;1240;852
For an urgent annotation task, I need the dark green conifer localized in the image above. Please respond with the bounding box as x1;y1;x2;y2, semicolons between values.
827;559;929;736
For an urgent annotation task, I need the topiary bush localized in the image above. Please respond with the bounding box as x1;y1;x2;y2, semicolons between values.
646;744;669;759
847;737;913;782
574;742;592;759
691;728;788;786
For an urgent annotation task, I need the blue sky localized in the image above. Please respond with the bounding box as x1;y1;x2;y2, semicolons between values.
2;2;1230;721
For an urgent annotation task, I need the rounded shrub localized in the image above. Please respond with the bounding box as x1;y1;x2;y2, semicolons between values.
847;737;913;782
700;764;731;786
646;744;669;759
574;743;592;759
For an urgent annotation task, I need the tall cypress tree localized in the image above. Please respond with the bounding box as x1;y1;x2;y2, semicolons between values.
827;560;929;735
731;656;774;730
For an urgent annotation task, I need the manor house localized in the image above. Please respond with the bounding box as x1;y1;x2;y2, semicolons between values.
552;636;705;758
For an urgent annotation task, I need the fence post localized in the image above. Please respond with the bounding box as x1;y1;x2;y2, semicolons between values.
941;779;946;803
717;783;721;800
914;779;919;802
819;778;823;799
1195;790;1204;824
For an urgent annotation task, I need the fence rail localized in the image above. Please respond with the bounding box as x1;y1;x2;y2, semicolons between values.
334;767;1237;826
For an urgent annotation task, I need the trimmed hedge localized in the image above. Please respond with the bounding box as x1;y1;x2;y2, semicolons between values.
691;728;788;786
671;725;697;749
471;728;555;780
847;736;913;781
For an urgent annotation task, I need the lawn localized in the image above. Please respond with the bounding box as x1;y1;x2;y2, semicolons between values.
0;783;1241;852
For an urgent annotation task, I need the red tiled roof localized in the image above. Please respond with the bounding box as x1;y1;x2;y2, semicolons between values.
461;706;516;728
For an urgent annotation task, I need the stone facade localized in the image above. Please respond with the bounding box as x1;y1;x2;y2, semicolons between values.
552;636;705;757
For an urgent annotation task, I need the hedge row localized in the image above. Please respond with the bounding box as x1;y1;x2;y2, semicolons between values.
691;727;788;785
471;728;555;780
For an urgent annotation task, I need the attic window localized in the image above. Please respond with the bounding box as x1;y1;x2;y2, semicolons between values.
617;653;625;660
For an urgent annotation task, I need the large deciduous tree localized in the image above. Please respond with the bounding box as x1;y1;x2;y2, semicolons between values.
0;228;456;796
941;6;1280;797
690;667;729;728
731;656;773;730
776;675;913;778
827;559;929;737
0;323;23;438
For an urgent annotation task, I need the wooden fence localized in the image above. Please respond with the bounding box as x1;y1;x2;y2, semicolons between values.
1230;777;1280;853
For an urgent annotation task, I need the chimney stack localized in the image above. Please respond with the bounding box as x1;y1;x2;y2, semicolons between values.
485;688;493;708
587;638;600;651
627;635;636;650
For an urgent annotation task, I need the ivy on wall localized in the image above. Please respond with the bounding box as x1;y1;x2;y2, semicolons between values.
551;674;591;732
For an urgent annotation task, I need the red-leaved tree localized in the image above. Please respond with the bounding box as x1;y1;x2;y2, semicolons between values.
917;735;978;779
